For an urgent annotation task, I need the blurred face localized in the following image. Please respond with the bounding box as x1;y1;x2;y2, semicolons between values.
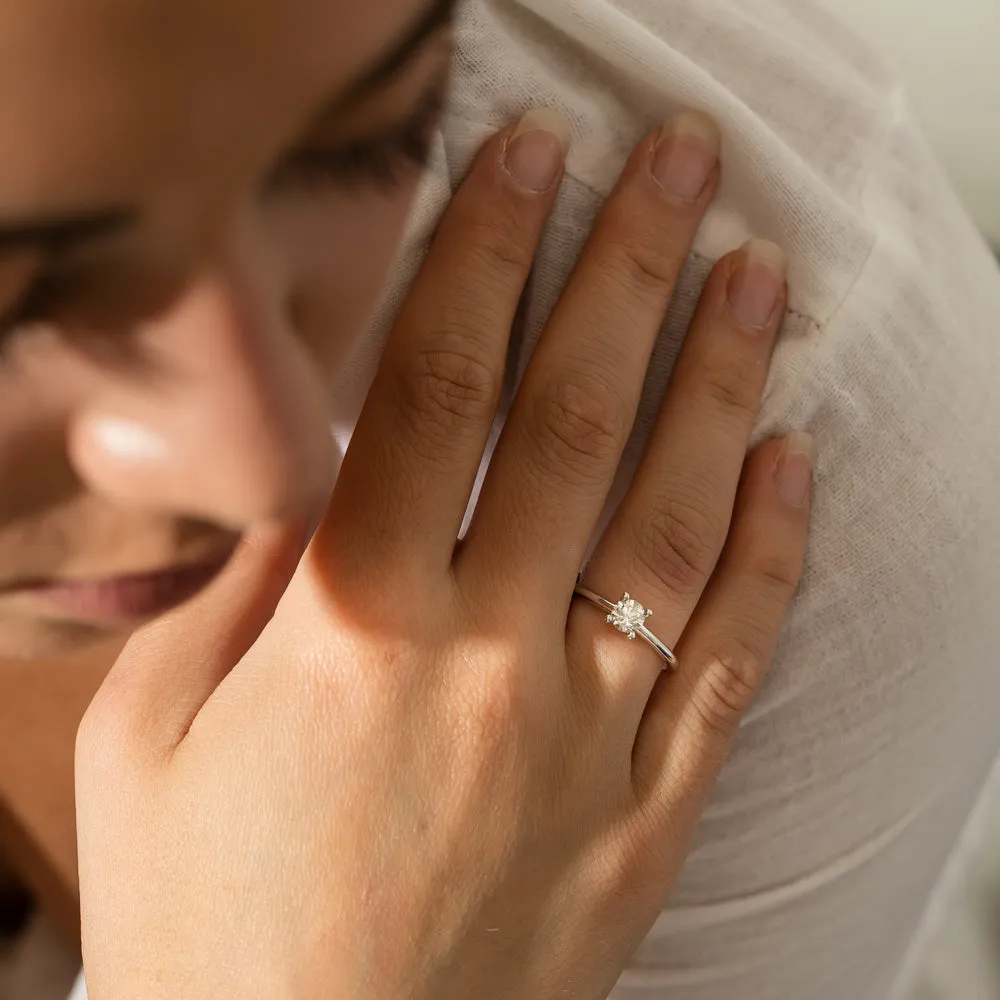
0;0;454;658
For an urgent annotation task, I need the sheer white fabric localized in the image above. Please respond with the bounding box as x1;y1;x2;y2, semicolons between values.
67;970;87;1000
332;2;1000;998
71;2;1000;998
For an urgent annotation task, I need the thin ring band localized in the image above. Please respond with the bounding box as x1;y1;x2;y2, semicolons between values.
573;579;679;670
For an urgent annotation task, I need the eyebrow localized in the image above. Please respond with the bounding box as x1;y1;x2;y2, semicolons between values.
337;0;457;108
0;0;456;256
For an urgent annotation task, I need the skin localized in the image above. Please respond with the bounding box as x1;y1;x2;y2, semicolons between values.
0;0;816;992
0;0;454;659
75;98;814;999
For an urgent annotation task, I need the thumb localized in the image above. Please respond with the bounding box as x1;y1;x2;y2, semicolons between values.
87;518;311;759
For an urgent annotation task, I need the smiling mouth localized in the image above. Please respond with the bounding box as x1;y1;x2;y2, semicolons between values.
3;544;239;624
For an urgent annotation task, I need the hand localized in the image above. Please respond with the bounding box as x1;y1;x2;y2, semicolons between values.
76;109;813;1000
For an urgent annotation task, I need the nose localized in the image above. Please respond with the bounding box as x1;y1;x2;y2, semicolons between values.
68;251;337;530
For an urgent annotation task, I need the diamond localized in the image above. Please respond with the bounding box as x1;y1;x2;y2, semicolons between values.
606;592;652;640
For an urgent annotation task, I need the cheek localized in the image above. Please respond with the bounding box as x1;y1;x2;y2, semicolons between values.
0;412;72;525
0;347;85;522
274;182;421;382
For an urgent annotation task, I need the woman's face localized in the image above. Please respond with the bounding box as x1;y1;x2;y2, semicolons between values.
0;0;453;659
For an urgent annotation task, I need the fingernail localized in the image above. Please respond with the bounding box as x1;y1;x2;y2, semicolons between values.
91;416;169;462
728;239;788;329
652;111;721;202
776;432;816;507
503;108;571;193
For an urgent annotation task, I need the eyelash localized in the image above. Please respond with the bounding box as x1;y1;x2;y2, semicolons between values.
278;80;447;193
0;269;65;342
0;83;449;350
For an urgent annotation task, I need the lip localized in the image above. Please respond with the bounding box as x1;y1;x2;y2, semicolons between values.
10;547;237;625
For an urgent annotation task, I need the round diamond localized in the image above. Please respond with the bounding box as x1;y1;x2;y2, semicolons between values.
608;594;651;638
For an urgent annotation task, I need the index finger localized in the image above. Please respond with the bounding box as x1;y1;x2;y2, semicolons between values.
322;110;570;587
80;519;310;761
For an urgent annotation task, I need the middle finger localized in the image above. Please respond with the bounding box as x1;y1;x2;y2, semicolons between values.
460;112;721;602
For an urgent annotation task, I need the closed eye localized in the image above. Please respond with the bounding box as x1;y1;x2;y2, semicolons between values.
272;73;448;194
0;267;71;348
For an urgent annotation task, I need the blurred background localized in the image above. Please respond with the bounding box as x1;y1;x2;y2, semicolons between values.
0;2;997;999
832;0;1000;248
821;2;1000;994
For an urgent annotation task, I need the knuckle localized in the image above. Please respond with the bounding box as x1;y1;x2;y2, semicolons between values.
632;494;723;595
532;373;628;481
699;355;760;421
462;664;530;759
478;668;525;736
75;701;108;759
75;689;136;776
400;345;499;440
465;214;537;281
601;233;680;308
588;838;648;913
414;213;536;351
749;548;804;600
691;639;765;740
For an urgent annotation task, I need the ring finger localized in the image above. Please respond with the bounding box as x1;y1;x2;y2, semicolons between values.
573;239;789;702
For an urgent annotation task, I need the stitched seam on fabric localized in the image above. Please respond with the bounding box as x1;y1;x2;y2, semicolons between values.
812;84;903;336
439;107;825;332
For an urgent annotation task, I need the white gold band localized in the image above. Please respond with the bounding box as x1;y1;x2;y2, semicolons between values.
573;583;679;670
